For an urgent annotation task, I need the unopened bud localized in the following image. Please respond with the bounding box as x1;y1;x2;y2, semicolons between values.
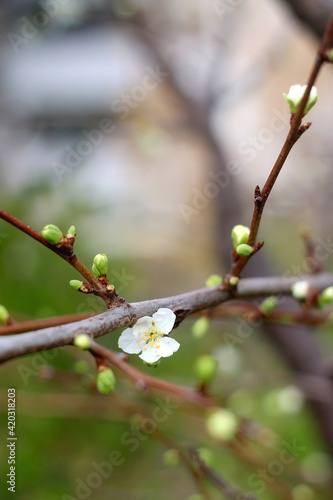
292;484;315;500
192;317;210;339
69;280;84;291
42;224;63;245
67;225;76;238
318;286;333;307
194;355;218;383
97;368;116;394
163;449;180;467
283;85;318;116
92;253;108;277
229;277;239;287
205;274;222;287
74;334;91;350
0;305;9;324
206;409;239;441
231;225;250;247
291;281;309;301
260;296;277;315
235;244;253;256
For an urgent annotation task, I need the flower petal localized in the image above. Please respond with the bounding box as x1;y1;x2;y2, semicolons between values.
118;328;142;354
152;308;176;335
158;337;180;358
139;344;161;363
132;316;152;336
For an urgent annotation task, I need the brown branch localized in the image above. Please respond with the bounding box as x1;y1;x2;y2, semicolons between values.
227;15;333;280
0;272;332;364
0;313;97;335
0;208;121;307
190;449;258;500
89;341;214;407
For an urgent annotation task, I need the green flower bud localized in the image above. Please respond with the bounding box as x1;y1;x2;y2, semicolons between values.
163;449;180;467
283;85;318;116
69;280;84;291
291;281;309;301
67;225;76;238
41;224;63;245
206;409;239;441
192;317;210;339
318;286;333;307
74;334;91;350
97;368;116;394
292;484;315;500
92;253;108;276
194;355;218;383
205;274;222;287
231;224;250;247
235;244;253;256
0;305;10;324
229;276;239;287
260;296;277;315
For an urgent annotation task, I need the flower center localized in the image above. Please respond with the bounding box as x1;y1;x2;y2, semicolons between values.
138;320;164;350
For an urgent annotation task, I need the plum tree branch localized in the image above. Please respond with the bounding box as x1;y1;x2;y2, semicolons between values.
0;208;119;307
227;15;333;280
1;272;333;364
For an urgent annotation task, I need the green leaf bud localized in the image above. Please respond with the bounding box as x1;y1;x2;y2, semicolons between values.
42;224;63;245
192;317;210;339
229;276;239;287
283;85;318;116
206;409;239;441
235;244;253;256
69;280;84;291
74;334;91;350
97;368;116;394
194;355;218;383
205;274;222;287
67;225;76;238
231;224;250;247
260;296;278;315
0;305;10;324
318;286;333;307
92;253;108;276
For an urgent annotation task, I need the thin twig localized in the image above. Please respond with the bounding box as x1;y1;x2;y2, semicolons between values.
89;341;214;407
190;449;258;500
227;16;333;280
0;208;120;307
0;313;97;335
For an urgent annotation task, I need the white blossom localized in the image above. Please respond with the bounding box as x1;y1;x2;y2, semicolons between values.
118;308;179;363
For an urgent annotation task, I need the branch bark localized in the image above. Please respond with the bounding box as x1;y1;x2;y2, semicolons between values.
1;272;332;364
